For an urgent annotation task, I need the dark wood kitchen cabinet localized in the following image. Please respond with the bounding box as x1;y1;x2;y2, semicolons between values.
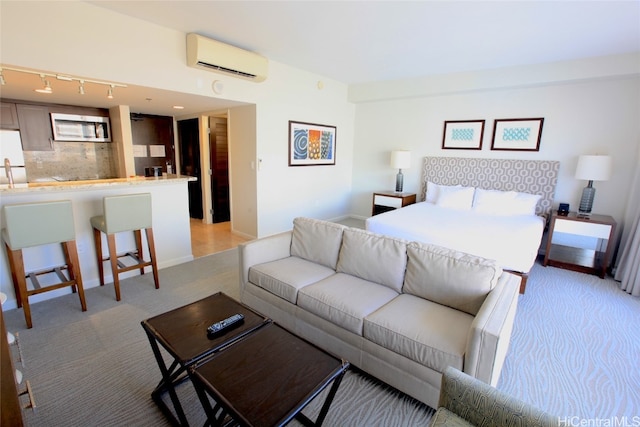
15;103;53;151
0;102;20;129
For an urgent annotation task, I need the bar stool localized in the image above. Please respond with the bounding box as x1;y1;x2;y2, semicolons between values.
2;200;87;329
90;193;159;301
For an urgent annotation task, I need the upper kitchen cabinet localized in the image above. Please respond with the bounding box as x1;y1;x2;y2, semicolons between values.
16;103;53;151
0;102;19;130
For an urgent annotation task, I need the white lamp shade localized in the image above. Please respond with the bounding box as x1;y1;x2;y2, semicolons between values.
575;155;612;181
391;150;411;169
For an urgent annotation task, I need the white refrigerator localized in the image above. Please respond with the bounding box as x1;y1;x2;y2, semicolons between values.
0;130;28;184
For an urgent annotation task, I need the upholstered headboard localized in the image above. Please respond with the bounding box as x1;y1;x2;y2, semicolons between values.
421;157;560;216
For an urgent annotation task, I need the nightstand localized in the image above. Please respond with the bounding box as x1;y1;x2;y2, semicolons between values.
371;191;416;216
543;212;616;278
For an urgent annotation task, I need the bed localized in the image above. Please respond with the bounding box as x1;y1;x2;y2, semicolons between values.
366;157;560;293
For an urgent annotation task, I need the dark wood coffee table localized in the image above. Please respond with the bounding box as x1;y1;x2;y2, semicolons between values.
190;321;349;427
141;292;270;426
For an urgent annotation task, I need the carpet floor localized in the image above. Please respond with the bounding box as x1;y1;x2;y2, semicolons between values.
3;249;639;426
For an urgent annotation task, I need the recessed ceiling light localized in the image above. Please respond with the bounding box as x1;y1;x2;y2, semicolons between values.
173;105;185;110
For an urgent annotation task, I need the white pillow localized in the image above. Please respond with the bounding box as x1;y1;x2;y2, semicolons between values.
426;182;461;204
435;185;475;210
510;192;542;215
473;188;541;216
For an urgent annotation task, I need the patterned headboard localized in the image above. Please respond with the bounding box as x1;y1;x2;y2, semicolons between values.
421;157;560;216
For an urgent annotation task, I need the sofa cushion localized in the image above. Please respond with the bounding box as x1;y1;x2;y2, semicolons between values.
248;256;336;304
297;273;399;336
364;294;472;373
403;242;503;315
291;217;346;269
336;228;408;293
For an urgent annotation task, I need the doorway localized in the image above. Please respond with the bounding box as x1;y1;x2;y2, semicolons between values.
178;118;202;219
177;116;231;223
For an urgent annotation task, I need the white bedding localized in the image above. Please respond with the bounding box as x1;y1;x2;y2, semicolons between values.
365;202;544;274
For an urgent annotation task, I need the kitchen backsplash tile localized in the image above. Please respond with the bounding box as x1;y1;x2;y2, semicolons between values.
24;141;116;181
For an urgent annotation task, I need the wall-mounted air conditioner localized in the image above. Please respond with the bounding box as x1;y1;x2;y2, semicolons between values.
186;33;268;82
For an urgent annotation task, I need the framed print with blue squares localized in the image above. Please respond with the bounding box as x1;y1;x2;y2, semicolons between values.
491;118;544;152
441;120;485;150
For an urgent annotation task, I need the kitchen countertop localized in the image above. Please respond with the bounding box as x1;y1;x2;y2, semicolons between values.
0;174;196;194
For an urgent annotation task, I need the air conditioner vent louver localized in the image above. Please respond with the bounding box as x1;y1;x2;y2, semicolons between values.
187;33;268;82
196;61;256;79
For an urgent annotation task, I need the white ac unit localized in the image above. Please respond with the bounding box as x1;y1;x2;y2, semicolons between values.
186;33;268;82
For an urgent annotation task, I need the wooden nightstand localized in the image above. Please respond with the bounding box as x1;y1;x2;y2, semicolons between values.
543;212;616;278
371;191;416;216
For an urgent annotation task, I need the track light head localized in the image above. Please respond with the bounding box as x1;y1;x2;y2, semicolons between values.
35;74;52;93
107;85;114;99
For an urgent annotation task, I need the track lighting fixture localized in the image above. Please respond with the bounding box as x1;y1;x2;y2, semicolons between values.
35;74;52;93
1;66;126;97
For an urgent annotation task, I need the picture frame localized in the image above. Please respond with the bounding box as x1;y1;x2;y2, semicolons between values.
491;118;544;151
441;120;485;150
288;121;336;166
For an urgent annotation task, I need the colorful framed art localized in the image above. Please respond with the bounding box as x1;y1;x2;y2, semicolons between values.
288;121;336;166
491;118;544;151
442;120;485;150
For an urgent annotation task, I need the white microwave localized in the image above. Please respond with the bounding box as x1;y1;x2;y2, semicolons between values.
51;113;111;142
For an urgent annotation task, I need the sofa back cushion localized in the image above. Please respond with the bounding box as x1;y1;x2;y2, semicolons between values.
403;242;503;315
336;228;407;293
291;217;345;269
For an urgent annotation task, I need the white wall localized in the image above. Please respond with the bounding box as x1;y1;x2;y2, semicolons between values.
228;104;258;238
0;1;355;238
350;66;640;235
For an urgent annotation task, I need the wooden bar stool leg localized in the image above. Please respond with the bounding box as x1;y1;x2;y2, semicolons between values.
134;229;145;276
63;241;87;312
92;227;105;287
4;242;23;309
145;228;160;289
106;233;121;302
7;248;32;329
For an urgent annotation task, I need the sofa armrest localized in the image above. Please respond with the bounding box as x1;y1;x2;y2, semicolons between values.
238;231;293;294
432;366;556;427
463;272;520;386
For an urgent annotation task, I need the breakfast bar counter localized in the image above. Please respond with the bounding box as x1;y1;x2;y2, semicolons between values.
0;174;194;193
0;175;196;310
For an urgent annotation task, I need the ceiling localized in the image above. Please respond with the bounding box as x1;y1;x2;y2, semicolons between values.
90;0;640;84
1;1;639;117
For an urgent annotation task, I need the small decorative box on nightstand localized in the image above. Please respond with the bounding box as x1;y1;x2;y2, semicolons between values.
543;212;616;278
372;191;416;216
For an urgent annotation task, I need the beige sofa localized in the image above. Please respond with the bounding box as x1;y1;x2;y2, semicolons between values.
238;217;520;408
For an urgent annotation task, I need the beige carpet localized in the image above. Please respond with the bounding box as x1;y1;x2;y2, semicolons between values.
3;249;433;426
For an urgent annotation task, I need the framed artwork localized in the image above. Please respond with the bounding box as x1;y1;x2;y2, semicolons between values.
442;120;485;150
288;121;336;166
491;118;544;151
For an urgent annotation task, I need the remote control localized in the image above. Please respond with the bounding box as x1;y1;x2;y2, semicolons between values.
207;313;244;335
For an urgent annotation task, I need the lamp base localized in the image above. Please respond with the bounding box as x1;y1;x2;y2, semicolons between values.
578;182;595;215
395;170;404;193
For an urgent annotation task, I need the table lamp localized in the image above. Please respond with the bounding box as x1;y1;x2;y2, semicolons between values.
390;150;411;192
575;154;612;216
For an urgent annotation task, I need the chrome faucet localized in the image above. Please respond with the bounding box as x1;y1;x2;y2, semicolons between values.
4;158;15;188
